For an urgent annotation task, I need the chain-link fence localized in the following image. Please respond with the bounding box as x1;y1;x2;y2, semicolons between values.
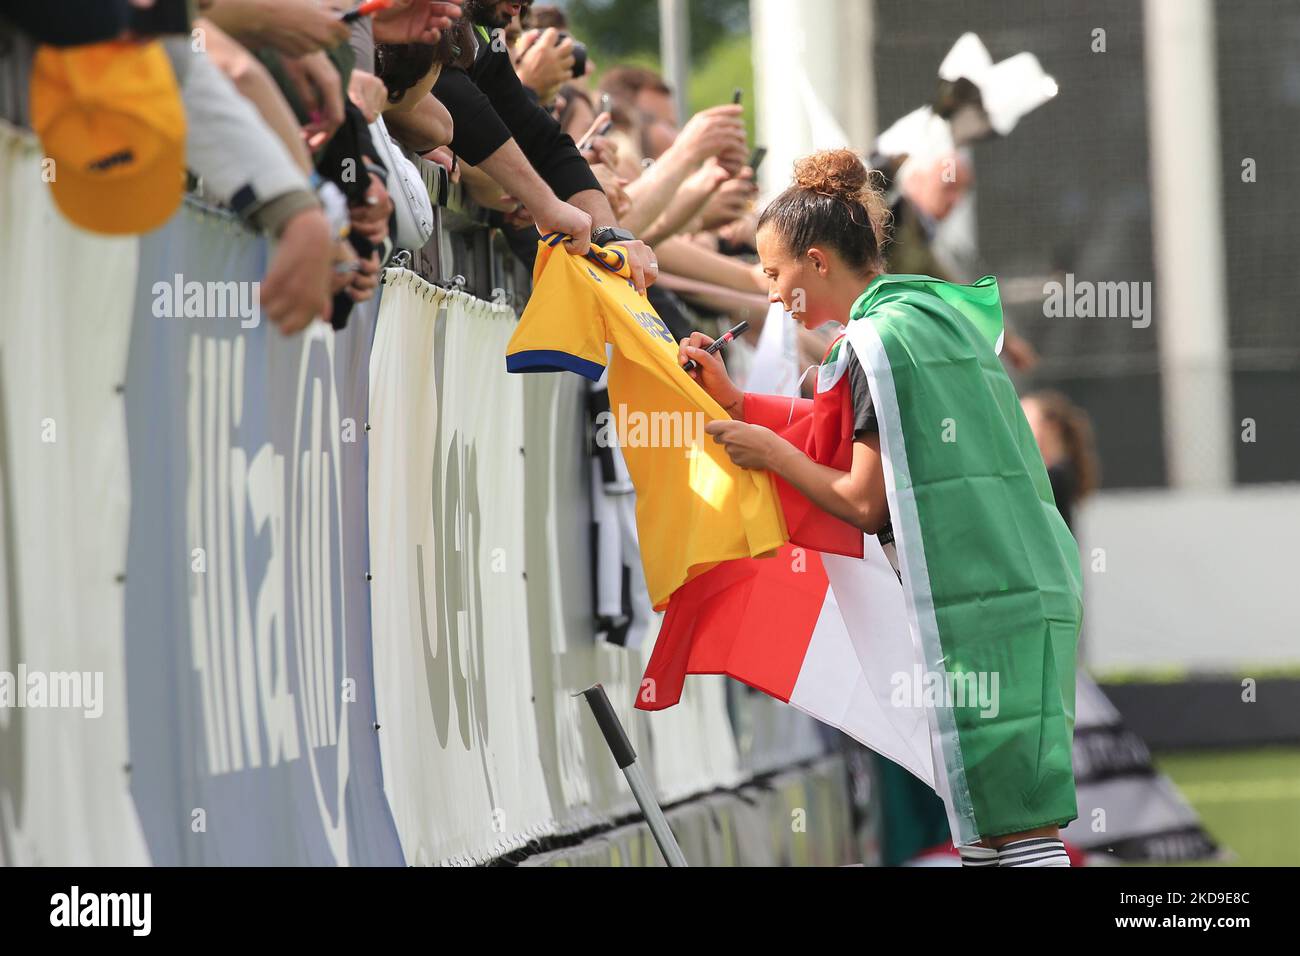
872;0;1299;488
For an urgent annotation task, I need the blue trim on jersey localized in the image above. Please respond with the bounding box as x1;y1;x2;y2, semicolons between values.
587;245;626;274
506;350;606;381
535;234;628;272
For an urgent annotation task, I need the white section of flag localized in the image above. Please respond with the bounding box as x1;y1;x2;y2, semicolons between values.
787;536;937;788
744;301;801;397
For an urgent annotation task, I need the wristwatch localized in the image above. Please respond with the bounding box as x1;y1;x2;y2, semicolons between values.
591;226;636;247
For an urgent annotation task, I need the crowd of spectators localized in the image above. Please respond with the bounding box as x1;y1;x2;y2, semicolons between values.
3;0;787;353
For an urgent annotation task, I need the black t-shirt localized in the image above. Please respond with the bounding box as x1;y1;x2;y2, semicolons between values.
1046;463;1077;532
431;27;600;201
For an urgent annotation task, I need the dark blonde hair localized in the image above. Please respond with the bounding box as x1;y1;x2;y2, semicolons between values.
1024;390;1101;499
598;65;672;107
758;149;892;273
527;4;567;29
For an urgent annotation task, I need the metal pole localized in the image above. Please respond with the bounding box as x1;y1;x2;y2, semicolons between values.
659;0;691;127
579;684;688;867
750;0;876;201
1143;0;1233;489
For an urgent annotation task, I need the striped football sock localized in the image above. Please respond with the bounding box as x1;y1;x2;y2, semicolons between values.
957;844;999;867
996;837;1071;867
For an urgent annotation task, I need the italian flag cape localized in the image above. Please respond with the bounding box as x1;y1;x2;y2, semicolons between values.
642;274;1083;843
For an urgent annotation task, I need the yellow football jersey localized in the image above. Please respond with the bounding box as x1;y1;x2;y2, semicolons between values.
506;236;788;609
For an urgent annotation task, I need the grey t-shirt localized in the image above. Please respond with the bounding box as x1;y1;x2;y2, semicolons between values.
349;18;375;73
843;342;894;547
846;343;878;440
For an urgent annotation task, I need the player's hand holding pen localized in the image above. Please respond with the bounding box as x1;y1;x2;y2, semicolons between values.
678;321;749;419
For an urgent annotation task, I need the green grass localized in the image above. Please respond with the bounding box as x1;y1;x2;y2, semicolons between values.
1152;747;1300;866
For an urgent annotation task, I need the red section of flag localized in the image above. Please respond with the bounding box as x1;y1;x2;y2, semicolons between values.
640;381;864;712
637;543;829;711
744;391;863;558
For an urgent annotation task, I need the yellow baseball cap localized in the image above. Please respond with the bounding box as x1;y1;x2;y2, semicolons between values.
29;40;186;236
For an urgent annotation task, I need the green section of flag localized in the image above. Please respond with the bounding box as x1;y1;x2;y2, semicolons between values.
858;273;1005;349
848;274;1082;840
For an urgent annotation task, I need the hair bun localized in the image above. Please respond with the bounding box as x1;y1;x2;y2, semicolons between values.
793;149;870;203
788;149;890;249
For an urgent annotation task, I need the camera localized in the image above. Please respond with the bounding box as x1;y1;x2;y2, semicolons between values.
555;32;589;78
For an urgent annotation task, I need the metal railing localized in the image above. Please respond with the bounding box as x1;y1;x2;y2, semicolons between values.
413;157;533;314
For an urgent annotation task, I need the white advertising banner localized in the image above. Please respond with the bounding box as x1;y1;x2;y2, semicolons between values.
0;127;149;865
369;270;554;864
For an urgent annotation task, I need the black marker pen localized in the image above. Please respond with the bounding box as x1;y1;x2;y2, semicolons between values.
682;321;750;373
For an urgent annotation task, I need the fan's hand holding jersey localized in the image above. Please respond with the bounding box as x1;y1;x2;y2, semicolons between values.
506;236;788;608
